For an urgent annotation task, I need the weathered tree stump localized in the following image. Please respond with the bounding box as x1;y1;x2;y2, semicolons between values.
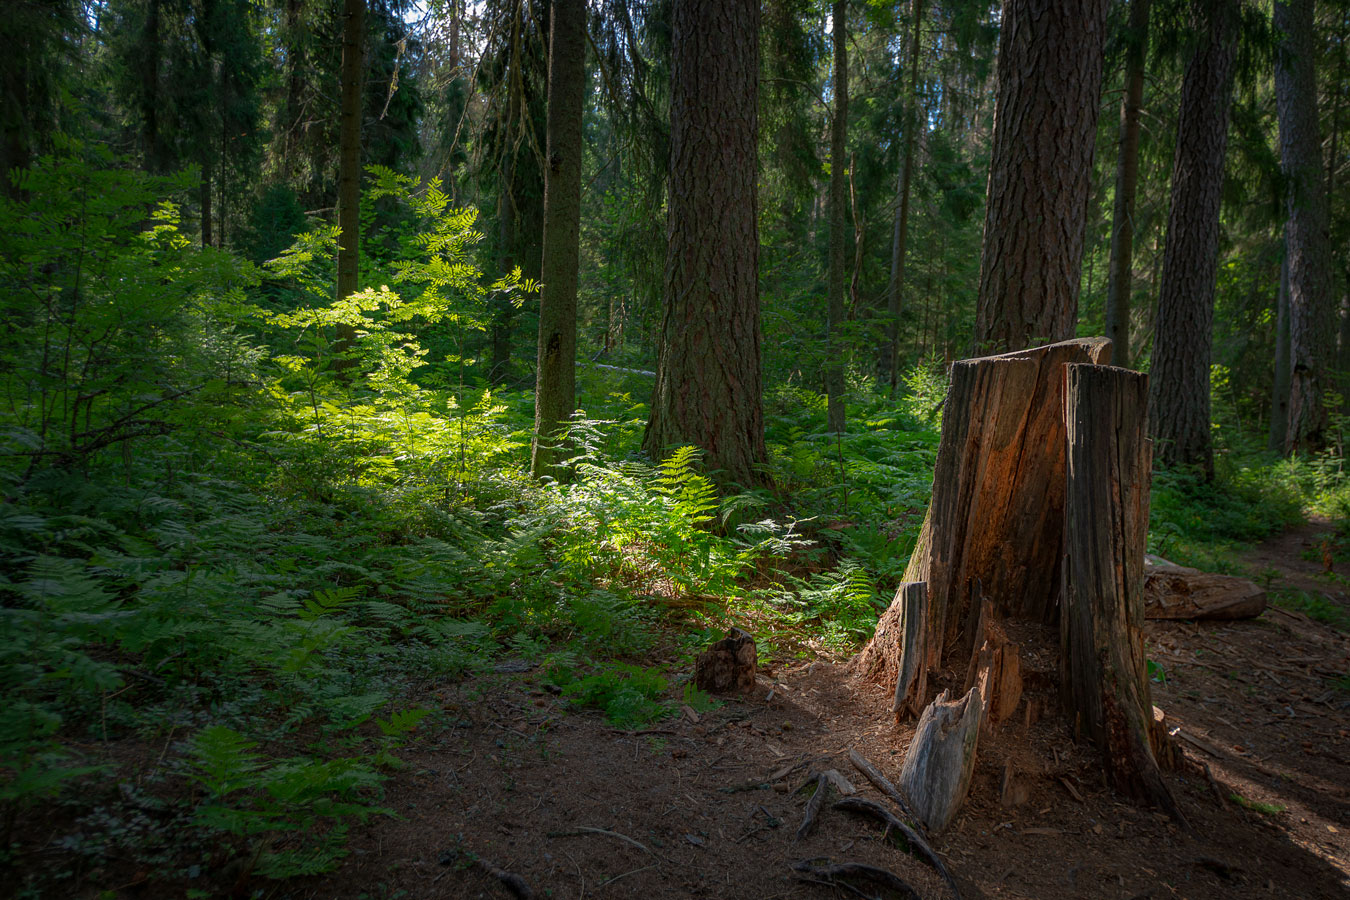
694;628;756;694
1060;363;1182;820
962;596;1023;734
897;687;982;834
856;582;928;719
904;337;1111;669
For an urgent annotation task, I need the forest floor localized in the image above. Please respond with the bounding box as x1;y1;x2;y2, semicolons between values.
320;522;1350;900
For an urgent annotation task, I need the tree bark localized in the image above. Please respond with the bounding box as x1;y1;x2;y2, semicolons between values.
897;687;982;834
1104;0;1151;370
334;0;365;364
856;581;928;719
530;0;586;479
1149;0;1236;479
1276;0;1335;453
904;337;1111;668
1062;363;1182;820
1270;248;1292;452
883;0;925;392
644;0;769;487
825;0;848;433
972;0;1110;353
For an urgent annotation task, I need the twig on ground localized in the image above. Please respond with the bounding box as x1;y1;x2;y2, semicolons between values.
848;749;923;829
832;796;961;899
796;772;829;840
790;860;921;900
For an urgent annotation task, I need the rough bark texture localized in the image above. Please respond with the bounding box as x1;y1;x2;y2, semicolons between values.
1104;0;1151;369
1144;564;1267;620
825;0;848;433
644;0;768;487
1061;364;1181;820
972;0;1110;352
336;0;364;304
693;629;757;694
530;0;585;479
1149;0;1236;479
904;337;1111;668
962;596;1023;734
1270;250;1292;452
882;0;925;391
1276;0;1335;453
897;687;982;834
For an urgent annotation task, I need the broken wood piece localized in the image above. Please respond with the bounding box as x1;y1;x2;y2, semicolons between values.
847;749;923;831
963;595;1023;732
832;796;961;899
694;627;757;694
1000;761;1030;807
857;582;930;720
796;772;830;841
1143;565;1267;621
898;687;982;834
790;860;922;900
820;769;857;796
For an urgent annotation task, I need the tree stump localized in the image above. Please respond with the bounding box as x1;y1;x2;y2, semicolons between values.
1060;363;1182;819
905;337;1111;670
963;596;1023;733
897;687;982;834
855;582;928;719
694;628;757;694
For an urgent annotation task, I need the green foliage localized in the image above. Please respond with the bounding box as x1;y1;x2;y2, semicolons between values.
1149;464;1303;567
547;663;672;728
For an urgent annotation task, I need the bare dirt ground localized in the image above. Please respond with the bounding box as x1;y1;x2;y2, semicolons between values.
324;522;1350;900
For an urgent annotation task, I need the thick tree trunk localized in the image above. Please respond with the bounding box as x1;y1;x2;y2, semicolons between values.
904;337;1110;668
972;0;1110;352
1276;0;1335;453
1270;249;1292;452
825;0;848;433
530;0;586;479
1149;0;1236;479
334;0;365;365
1104;0;1151;370
1062;363;1182;819
882;0;925;392
644;0;768;487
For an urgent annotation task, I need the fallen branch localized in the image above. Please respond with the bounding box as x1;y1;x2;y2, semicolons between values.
832;796;961;900
473;857;534;900
547;826;657;859
796;772;829;840
848;749;923;830
790;860;921;900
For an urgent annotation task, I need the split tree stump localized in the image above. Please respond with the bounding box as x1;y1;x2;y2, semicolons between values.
861;338;1183;833
1060;363;1181;818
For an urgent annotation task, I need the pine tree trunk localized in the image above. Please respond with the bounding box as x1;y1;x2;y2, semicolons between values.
1150;0;1236;478
644;0;768;487
530;0;586;479
334;0;365;368
1276;0;1335;452
1270;249;1292;452
1104;0;1151;370
883;0;925;392
972;0;1110;352
825;0;848;434
1062;363;1182;819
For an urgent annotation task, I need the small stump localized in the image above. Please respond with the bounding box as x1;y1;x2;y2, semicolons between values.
694;628;757;694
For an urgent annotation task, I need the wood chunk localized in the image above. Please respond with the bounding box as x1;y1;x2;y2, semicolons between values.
1143;565;1267;620
963;596;1023;733
1000;761;1030;808
856;582;929;720
898;687;983;834
694;628;757;694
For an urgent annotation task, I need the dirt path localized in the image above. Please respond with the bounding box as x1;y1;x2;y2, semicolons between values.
329;526;1350;900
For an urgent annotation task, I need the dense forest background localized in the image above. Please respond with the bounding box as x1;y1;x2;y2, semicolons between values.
1;0;1349;893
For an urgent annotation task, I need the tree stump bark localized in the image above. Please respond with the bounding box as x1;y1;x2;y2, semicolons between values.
963;596;1023;733
694;628;757;694
1060;363;1182;820
856;582;928;719
906;337;1111;670
897;687;982;834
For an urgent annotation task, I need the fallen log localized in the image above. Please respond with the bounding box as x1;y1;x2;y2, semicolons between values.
1143;564;1267;620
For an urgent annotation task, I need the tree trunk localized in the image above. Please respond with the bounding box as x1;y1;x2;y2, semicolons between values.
1150;0;1236;479
1270;248;1292;452
825;0;848;434
530;0;586;479
904;337;1111;667
644;0;769;487
883;0;925;392
334;0;365;364
1062;363;1182;819
971;0;1110;353
856;581;928;719
1276;0;1335;453
200;166;213;249
1104;0;1151;370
